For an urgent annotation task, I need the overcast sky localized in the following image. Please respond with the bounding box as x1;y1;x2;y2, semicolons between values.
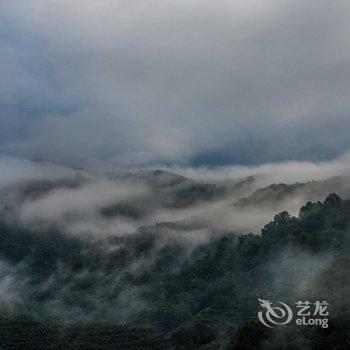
1;0;350;169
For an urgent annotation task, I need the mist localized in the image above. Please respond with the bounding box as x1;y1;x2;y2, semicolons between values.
0;157;348;327
0;156;349;238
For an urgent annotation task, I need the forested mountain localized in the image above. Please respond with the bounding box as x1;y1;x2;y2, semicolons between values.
0;171;349;349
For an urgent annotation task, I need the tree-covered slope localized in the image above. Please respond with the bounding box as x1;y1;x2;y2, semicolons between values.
0;193;349;348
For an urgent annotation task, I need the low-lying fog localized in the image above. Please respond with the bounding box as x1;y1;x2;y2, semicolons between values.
0;155;349;238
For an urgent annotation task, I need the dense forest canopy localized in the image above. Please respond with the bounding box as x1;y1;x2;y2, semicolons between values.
0;166;349;349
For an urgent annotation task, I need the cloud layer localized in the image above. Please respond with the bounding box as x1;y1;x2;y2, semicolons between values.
1;1;350;167
1;156;350;238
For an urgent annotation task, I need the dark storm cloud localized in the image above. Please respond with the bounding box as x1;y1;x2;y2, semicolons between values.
1;0;350;167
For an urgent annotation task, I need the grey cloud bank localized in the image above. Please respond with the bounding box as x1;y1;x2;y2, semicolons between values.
1;1;350;168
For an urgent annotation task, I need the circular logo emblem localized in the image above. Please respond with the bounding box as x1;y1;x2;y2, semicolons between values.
258;298;293;327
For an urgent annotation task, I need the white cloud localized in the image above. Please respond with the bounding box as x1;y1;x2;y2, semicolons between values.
161;151;350;184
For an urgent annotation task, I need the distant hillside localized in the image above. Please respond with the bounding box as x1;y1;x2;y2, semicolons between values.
235;176;350;210
0;169;255;227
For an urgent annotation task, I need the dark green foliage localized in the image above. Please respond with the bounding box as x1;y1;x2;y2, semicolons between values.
228;317;269;350
0;316;170;350
171;324;218;349
0;193;349;349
